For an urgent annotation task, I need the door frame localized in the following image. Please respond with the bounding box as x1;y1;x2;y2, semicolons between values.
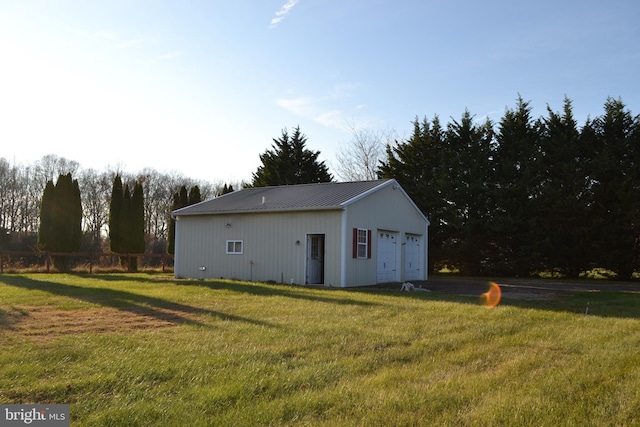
376;229;398;283
404;233;422;281
305;233;325;285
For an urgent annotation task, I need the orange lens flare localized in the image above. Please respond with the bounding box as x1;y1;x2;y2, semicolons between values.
480;282;502;308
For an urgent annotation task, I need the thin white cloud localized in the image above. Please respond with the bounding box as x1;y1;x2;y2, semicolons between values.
276;96;346;129
275;96;315;116
270;0;299;28
315;111;345;129
331;82;361;98
276;85;370;131
475;109;501;123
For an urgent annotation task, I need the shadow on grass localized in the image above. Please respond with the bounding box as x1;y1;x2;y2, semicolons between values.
0;275;275;328
84;274;380;307
498;290;640;319
359;278;640;319
191;280;381;307
0;307;25;330
83;273;170;284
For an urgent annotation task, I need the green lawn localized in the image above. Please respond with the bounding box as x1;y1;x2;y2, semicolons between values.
1;274;639;426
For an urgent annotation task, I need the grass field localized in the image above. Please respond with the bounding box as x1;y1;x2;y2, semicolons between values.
1;274;639;426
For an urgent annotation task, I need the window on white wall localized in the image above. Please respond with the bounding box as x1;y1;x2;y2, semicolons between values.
226;240;243;254
352;228;372;259
357;229;368;258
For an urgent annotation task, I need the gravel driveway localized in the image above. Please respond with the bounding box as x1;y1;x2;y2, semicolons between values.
377;277;640;301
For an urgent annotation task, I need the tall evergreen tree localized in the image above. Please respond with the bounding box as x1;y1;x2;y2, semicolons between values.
491;96;540;275
38;173;82;271
167;185;197;255
188;185;201;205
177;186;189;208
251;126;332;187
588;98;640;279
109;175;145;271
531;98;590;277
441;111;495;275
118;185;133;267
379;116;448;272
128;181;146;271
167;186;186;255
130;181;146;254
109;175;123;254
38;180;55;251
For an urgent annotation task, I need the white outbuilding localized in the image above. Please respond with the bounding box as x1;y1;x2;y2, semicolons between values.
172;179;429;287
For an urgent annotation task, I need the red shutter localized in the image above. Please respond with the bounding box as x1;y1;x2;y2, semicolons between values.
367;229;372;258
352;228;358;258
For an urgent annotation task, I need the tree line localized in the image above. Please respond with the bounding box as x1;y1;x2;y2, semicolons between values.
1;96;638;279
241;98;639;279
380;97;639;279
0;155;233;255
0;126;327;265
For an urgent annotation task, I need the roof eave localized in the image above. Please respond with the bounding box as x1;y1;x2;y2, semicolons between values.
173;205;344;217
339;179;392;207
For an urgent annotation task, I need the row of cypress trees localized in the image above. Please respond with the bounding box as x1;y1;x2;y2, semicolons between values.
108;175;145;271
380;97;639;279
37;173;146;272
165;183;238;255
37;173;82;271
166;185;202;255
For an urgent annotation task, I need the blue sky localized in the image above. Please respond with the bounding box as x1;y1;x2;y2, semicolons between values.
1;0;638;183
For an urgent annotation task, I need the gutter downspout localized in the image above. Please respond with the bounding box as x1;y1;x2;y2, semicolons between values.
340;208;347;287
425;221;429;281
173;214;180;278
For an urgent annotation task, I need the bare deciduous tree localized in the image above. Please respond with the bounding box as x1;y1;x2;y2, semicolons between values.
0;160;37;236
79;168;112;250
333;122;398;182
34;154;79;187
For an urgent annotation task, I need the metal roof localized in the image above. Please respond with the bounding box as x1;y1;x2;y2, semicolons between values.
172;179;394;216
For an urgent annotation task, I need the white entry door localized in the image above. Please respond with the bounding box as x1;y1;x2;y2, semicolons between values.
306;234;325;284
377;231;397;283
404;234;422;281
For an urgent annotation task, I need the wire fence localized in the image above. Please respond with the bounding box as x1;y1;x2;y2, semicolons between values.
0;251;174;274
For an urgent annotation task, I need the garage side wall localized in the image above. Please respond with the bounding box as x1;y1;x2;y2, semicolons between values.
174;210;343;286
343;184;428;286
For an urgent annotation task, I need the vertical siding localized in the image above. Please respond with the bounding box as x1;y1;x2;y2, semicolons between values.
175;182;429;288
343;184;429;286
175;210;343;286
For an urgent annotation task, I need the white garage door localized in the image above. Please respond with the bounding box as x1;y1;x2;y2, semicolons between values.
377;231;397;283
404;234;422;281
